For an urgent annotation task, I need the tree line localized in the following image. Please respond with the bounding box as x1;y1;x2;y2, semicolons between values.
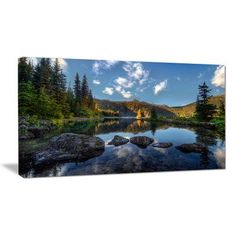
149;81;225;123
18;57;97;120
195;82;224;121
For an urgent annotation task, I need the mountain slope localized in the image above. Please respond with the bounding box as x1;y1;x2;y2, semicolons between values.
95;95;225;118
95;99;176;118
169;95;225;117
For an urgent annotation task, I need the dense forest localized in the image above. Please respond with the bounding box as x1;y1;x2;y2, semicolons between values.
18;57;98;122
18;57;225;133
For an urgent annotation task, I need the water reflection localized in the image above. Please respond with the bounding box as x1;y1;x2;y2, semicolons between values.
19;118;225;177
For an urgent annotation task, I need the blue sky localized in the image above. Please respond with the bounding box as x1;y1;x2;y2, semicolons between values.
31;58;225;107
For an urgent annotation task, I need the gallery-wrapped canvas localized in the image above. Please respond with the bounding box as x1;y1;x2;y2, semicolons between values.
18;58;225;177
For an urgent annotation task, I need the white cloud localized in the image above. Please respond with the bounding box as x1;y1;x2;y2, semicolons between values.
139;77;148;85
93;79;101;85
120;89;132;99
197;73;203;79
154;80;167;95
212;65;225;88
214;148;225;168
103;87;114;95
106;60;118;67
92;61;100;74
115;77;134;88
123;62;149;81
92;60;118;74
176;76;181;81
114;85;122;92
51;58;68;71
114;85;132;98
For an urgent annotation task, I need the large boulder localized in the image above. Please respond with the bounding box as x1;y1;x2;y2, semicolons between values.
34;133;105;165
152;142;173;148
108;135;129;146
130;136;154;148
175;143;208;153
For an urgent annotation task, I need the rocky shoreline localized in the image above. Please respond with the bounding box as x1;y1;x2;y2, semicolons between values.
24;133;209;167
19;116;54;140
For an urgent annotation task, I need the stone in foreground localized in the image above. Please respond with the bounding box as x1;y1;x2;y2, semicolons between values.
108;135;129;146
175;143;207;153
130;136;154;148
152;142;173;148
34;133;105;166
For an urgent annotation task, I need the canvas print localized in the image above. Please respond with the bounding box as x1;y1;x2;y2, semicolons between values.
18;58;225;178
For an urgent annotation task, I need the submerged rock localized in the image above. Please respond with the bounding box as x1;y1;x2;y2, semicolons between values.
108;135;129;146
130;136;154;148
34;133;105;166
175;143;208;153
152;142;173;148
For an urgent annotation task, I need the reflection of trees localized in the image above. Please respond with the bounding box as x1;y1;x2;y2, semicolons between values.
66;119;223;150
127;120;150;133
200;152;209;168
194;127;221;168
195;127;217;146
65;120;97;135
137;119;141;127
94;118;172;135
150;121;157;135
96;118;133;133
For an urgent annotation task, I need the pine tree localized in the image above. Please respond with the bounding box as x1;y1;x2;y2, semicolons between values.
195;82;216;121
66;86;75;113
38;58;52;92
51;58;69;116
73;73;82;116
18;81;37;115
32;63;41;92
150;107;157;121
81;74;89;106
219;99;225;118
18;57;33;83
74;73;81;102
88;89;95;109
18;57;35;115
51;58;66;102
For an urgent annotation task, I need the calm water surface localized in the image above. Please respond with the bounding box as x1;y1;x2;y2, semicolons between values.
19;118;225;177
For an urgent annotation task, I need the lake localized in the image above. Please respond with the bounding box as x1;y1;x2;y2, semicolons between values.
19;118;225;177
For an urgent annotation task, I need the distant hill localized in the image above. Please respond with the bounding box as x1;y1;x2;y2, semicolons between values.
95;95;225;118
169;95;225;117
95;99;176;118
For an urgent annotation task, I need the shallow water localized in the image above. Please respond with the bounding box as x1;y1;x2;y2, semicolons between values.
19;118;225;177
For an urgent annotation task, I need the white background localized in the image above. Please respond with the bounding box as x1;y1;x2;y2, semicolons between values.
0;0;235;235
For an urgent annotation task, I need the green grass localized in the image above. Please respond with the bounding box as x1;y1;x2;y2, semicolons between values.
211;117;225;133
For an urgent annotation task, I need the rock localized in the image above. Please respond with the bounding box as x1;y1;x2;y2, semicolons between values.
19;116;29;127
33;133;105;165
34;149;76;166
19;124;28;130
19;132;35;140
108;135;129;146
130;136;154;148
152;142;173;148
175;143;208;153
50;133;105;154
